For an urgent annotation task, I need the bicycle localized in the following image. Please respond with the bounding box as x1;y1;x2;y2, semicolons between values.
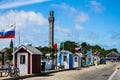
58;64;64;69
5;67;20;77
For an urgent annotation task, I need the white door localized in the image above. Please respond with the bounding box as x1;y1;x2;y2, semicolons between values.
63;56;68;69
18;53;28;74
74;56;78;67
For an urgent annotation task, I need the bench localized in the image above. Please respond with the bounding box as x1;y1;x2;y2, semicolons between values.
0;71;2;77
0;70;4;77
0;68;7;77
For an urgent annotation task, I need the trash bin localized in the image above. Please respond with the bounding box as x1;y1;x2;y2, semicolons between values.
82;61;85;67
81;59;86;67
41;62;46;71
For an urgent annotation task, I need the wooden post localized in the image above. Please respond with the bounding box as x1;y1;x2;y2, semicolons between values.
0;52;5;68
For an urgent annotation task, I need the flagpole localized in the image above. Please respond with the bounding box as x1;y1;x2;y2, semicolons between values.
13;23;16;52
10;23;15;52
12;23;16;66
18;31;20;46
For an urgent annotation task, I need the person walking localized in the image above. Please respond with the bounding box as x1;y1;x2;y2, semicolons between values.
94;57;98;69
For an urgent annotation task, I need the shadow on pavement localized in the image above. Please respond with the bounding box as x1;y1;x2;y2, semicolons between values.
20;73;53;79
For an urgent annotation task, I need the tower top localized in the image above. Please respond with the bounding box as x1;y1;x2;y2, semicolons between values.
49;10;55;22
49;10;54;17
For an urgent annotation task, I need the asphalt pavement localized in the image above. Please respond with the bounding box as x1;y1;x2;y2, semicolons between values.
0;62;120;80
108;66;120;80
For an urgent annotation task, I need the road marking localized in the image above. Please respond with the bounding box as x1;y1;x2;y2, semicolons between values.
108;69;118;80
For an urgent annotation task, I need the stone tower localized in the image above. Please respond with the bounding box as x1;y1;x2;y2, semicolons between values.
48;10;55;48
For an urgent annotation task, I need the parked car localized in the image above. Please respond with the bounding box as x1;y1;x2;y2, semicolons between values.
100;58;106;64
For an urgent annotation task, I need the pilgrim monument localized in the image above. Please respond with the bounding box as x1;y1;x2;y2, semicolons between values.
48;10;55;48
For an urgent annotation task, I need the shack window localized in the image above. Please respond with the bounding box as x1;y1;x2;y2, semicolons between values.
63;56;67;61
75;57;78;62
20;55;25;64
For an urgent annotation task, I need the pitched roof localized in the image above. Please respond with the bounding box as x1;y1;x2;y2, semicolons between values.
106;51;119;57
13;45;42;55
74;53;82;57
59;50;73;54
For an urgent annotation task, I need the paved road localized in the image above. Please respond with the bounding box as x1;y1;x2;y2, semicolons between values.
110;69;120;80
68;64;116;80
23;63;117;80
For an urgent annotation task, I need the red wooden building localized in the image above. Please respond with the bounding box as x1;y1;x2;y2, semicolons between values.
12;45;42;74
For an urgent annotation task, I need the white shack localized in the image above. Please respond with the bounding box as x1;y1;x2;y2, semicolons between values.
73;53;82;67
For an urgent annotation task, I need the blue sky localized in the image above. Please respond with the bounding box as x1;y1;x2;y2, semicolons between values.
0;0;120;52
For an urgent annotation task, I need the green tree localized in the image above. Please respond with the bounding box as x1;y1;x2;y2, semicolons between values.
36;46;55;59
36;41;119;58
81;42;87;48
0;56;2;61
4;48;13;60
10;39;13;49
64;41;78;53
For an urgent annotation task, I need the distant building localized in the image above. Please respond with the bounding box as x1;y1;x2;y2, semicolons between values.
106;51;120;60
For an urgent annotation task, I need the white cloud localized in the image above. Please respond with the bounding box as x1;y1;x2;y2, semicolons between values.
0;10;48;31
75;12;89;23
55;26;71;33
87;32;99;39
51;3;77;15
89;1;105;13
90;32;98;38
0;10;48;49
32;28;41;34
75;24;84;30
0;0;50;9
